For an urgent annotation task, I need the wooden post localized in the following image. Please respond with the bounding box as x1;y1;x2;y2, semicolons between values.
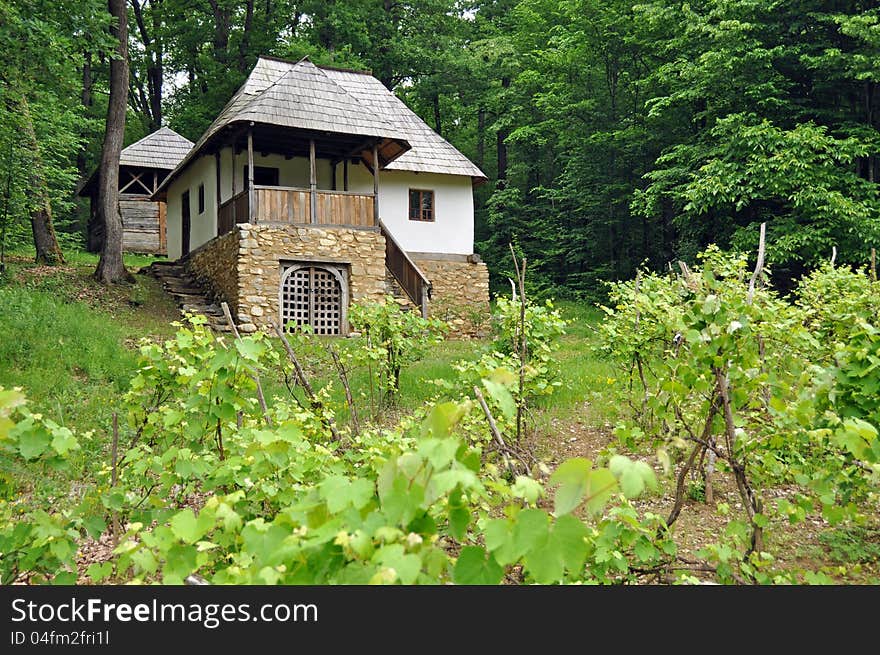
372;142;379;224
214;151;221;204
309;139;317;224
420;281;429;319
231;145;237;223
158;202;166;254
343;159;349;192
214;151;222;235
247;127;255;223
331;161;337;191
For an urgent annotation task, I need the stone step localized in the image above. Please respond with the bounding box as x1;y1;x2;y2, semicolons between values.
165;284;205;295
151;266;186;277
149;261;236;335
170;293;211;305
181;305;224;317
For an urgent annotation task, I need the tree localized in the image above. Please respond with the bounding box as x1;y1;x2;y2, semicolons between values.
0;0;109;262
130;0;164;132
19;96;65;265
94;0;132;284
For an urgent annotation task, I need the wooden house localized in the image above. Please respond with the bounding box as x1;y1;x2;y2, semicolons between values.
152;56;489;335
80;127;193;255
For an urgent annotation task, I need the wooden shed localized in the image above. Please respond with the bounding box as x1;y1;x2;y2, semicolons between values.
80;127;193;255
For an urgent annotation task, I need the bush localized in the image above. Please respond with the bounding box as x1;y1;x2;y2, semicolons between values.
348;298;447;407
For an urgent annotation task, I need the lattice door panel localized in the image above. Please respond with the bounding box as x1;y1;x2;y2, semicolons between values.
280;265;344;335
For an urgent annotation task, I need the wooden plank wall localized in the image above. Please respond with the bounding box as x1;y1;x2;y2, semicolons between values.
120;197;164;254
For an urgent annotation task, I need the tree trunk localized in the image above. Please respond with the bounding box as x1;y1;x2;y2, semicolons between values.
77;53;93;179
19;96;65;265
378;0;397;89
207;0;231;67
132;0;163;130
238;0;255;73
477;106;486;170
496;77;510;188
94;0;131;284
432;92;442;136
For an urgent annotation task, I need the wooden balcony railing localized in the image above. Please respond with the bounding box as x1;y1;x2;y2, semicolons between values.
218;186;375;229
380;220;431;318
217;190;250;236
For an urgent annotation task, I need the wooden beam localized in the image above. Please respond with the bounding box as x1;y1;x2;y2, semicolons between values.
309;138;317;224
332;161;337;191
343;137;377;162
231;146;237;223
247;127;255;223
120;170;150;194
372;142;379;223
343;159;349;192
214;151;222;209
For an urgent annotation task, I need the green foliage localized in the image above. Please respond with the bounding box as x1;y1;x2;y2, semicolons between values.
817;525;880;566
348;299;448;407
0;387;82;584
0;0;111;251
1;317;675;585
599;245;880;575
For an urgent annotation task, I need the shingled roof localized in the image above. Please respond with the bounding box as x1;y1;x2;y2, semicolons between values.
155;56;485;197
321;66;486;180
119;126;194;169
78;127;193;196
216;59;408;143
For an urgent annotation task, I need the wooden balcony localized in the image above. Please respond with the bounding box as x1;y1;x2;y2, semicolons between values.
218;186;375;235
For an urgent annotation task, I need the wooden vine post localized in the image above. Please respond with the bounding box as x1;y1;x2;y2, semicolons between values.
509;243;527;443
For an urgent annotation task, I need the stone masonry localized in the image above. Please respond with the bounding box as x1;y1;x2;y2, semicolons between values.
235;224;387;332
413;256;490;338
185;225;490;337
185;229;240;312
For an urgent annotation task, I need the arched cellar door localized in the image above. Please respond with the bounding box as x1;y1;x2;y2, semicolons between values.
279;263;348;335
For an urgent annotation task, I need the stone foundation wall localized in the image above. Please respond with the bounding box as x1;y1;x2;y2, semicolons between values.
414;256;491;338
235;224;387;332
185;229;240;309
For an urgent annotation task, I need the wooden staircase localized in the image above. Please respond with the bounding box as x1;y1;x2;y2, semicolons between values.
143;261;232;332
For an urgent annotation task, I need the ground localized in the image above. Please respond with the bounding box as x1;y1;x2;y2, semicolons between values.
1;249;877;584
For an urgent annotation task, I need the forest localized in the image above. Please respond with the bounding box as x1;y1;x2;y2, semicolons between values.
2;0;877;294
0;1;879;588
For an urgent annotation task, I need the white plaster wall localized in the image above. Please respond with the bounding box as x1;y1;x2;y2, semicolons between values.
165;153;217;260
375;171;475;255
333;159;374;194
218;147;333;201
166;150;476;259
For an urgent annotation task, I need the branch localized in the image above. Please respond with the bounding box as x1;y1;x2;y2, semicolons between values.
747;222;766;305
270;319;342;444
221;302;272;427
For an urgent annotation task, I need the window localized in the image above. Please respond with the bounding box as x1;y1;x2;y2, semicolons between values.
244;166;280;186
408;189;434;222
197;183;205;214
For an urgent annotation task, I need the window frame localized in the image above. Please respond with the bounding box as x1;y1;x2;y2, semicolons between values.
408;188;435;222
197;183;205;214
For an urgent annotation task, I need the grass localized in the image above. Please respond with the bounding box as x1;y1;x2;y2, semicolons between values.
534;300;620;423
0;249;180;494
0;248;618;499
